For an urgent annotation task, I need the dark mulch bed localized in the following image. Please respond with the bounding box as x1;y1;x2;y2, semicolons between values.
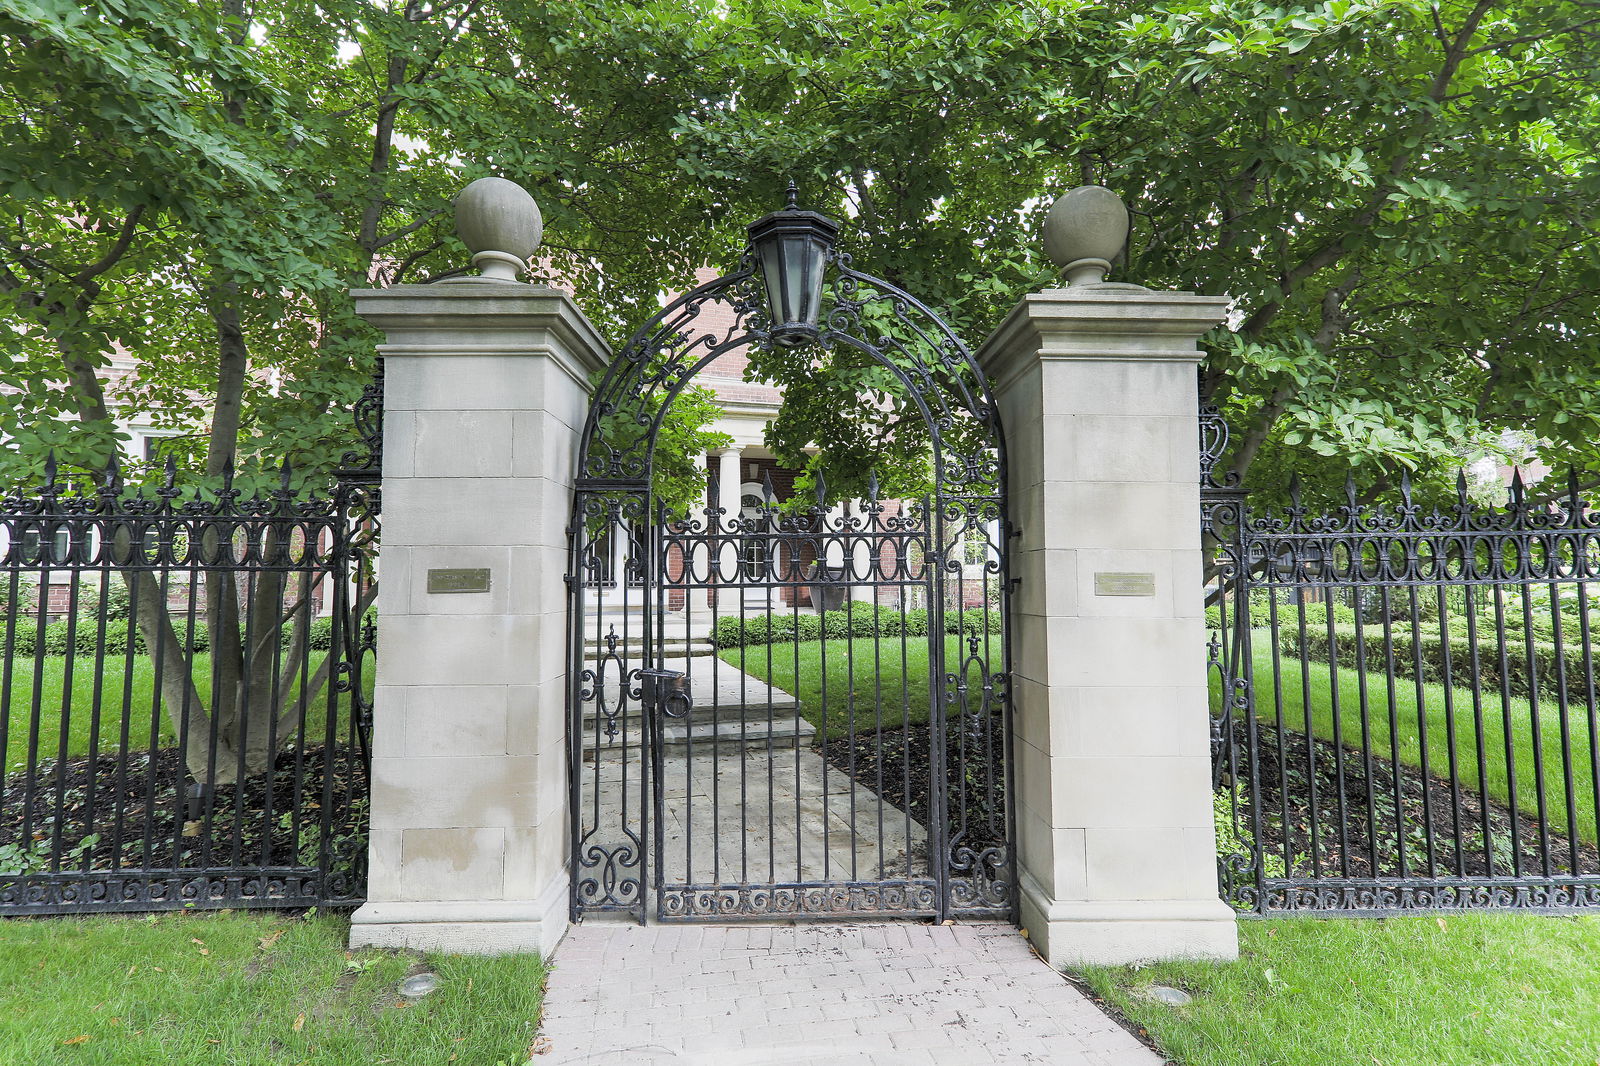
821;718;1598;884
1;743;366;875
819;724;1008;855
1218;718;1600;880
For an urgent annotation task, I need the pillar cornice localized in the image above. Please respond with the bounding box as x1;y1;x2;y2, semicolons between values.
352;280;611;387
978;288;1230;394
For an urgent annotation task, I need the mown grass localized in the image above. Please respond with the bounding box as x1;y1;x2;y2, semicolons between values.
1229;635;1600;842
719;634;1002;739
0;910;547;1066
1081;914;1600;1066
2;654;372;769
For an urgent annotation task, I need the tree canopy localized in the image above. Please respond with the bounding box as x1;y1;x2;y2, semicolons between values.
2;0;1596;506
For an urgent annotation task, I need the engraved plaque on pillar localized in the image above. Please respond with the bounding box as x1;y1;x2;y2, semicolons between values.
427;568;492;594
1094;572;1156;597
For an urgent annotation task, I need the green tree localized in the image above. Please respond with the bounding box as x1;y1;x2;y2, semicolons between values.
658;0;1600;507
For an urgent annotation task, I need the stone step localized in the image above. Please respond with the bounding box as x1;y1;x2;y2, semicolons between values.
584;715;816;757
581;700;802;731
582;639;717;659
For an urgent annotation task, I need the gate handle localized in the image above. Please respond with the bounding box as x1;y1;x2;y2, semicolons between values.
640;668;693;720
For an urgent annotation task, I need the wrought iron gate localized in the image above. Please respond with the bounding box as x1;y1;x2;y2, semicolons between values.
568;198;1013;923
0;374;380;914
1204;403;1600;914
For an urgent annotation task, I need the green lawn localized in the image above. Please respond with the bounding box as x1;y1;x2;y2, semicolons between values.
718;634;1001;738
1230;635;1600;842
2;654;371;768
1081;914;1600;1066
0;911;546;1066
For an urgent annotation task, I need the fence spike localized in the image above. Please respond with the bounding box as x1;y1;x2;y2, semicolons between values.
1399;470;1413;504
101;454;122;493
221;456;235;489
1456;469;1470;506
1288;472;1302;509
867;470;879;503
815;470;828;508
43;450;57;489
162;454;177;491
280;456;293;491
1344;471;1359;508
762;469;776;505
1568;466;1583;511
1510;467;1526;506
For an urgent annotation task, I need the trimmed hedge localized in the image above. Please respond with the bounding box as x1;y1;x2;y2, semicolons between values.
712;607;1001;648
1205;600;1281;630
1278;623;1597;704
4;612;342;658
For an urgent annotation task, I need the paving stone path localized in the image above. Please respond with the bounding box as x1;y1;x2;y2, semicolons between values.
539;923;1167;1065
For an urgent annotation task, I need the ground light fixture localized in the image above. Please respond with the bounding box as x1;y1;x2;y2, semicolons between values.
746;182;841;348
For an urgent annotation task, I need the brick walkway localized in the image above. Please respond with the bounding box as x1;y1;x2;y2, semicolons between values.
538;923;1167;1065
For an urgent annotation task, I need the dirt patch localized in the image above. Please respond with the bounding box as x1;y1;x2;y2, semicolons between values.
1217;718;1600;880
0;743;367;883
818;723;1007;857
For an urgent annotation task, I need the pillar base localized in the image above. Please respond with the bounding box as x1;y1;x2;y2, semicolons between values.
1019;872;1238;969
349;872;569;956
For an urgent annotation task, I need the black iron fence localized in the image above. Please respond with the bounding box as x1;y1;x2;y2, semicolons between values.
0;388;380;914
1205;408;1600;914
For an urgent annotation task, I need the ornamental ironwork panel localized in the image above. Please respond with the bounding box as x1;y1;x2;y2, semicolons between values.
568;226;1013;924
1203;403;1600;915
0;379;380;916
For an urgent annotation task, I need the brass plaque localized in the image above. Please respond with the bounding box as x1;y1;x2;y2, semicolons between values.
1094;571;1156;597
427;568;492;594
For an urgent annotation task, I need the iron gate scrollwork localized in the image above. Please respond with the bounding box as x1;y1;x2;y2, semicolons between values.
1204;400;1600;915
0;371;380;914
568;202;1014;923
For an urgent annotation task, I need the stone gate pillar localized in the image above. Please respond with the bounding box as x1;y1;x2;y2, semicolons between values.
978;187;1238;967
347;178;608;954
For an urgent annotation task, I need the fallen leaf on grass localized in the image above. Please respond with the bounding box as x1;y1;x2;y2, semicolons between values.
259;930;285;950
206;1038;220;1045
1436;917;1448;931
127;965;138;976
292;1013;305;1033
191;938;206;946
530;1036;553;1055
62;1036;90;1046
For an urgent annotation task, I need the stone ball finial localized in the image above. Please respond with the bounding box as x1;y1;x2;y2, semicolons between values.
1042;186;1129;286
454;177;543;281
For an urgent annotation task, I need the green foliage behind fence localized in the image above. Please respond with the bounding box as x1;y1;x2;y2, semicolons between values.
2;615;339;658
711;607;1000;648
1277;623;1597;706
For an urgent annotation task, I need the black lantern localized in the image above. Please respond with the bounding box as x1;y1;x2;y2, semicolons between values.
746;183;840;348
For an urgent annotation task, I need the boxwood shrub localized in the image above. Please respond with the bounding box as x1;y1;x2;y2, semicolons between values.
1278;623;1595;704
712;606;999;648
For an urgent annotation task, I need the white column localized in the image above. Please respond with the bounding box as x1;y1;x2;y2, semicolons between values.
712;449;743;607
715;448;742;515
976;187;1238;968
849;500;876;604
346;178;609;956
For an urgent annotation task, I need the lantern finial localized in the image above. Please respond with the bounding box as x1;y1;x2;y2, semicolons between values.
747;187;840;348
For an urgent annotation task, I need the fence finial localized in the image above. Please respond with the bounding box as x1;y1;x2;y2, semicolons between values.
1042;186;1129;287
455;176;543;282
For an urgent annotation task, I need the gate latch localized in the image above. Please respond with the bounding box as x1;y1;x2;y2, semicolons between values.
640;668;693;720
